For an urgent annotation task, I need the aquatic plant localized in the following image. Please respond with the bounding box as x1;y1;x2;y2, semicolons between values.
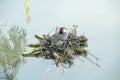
24;0;31;24
0;26;27;80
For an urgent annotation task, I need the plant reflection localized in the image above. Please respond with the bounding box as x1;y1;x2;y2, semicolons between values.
0;26;27;80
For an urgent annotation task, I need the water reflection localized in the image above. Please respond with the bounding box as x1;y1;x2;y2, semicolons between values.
0;26;27;80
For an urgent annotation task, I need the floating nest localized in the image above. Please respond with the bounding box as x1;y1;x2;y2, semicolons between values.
23;27;100;68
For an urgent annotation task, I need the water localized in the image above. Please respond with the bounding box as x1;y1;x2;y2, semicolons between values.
0;0;120;80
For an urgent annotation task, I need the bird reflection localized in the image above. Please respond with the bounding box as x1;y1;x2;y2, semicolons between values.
0;26;27;80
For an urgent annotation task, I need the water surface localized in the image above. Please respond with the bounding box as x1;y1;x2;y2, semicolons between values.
0;0;120;80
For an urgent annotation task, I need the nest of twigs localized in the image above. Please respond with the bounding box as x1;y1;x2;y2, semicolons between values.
23;27;100;68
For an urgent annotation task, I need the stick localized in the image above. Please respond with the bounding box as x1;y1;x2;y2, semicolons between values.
47;27;55;36
87;52;100;61
77;56;85;63
86;57;100;68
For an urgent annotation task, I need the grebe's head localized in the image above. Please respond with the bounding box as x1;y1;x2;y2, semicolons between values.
59;27;64;34
59;27;67;34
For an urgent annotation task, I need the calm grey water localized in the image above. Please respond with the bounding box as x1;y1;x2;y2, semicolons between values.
0;0;120;80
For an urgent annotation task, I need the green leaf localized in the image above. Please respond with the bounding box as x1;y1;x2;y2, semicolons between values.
24;0;31;25
26;14;31;24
